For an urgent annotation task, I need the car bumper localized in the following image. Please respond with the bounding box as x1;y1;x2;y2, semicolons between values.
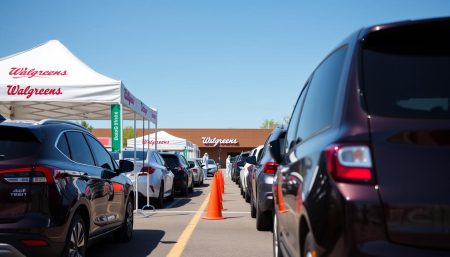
257;176;274;213
0;233;65;257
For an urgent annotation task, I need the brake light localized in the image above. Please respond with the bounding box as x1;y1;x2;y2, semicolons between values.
325;144;374;183
139;166;155;175
21;239;49;247
0;166;56;184
263;162;278;174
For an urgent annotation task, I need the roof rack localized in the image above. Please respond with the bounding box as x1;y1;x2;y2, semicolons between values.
38;119;88;131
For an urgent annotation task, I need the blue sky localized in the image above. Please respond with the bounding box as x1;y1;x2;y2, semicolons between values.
1;1;449;128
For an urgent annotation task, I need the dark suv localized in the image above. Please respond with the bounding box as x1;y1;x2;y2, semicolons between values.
160;152;193;196
0;119;135;257
271;18;450;257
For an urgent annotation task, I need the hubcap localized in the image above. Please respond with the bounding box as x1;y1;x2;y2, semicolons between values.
69;221;85;257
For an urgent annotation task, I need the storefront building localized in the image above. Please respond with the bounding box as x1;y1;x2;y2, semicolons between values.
92;128;272;167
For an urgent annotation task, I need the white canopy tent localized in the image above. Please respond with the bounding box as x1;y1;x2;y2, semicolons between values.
0;39;159;214
0;40;156;122
0;40;157;152
127;131;197;158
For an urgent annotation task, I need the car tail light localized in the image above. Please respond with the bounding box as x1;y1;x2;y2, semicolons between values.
21;239;49;247
0;165;56;184
325;144;374;183
139;166;155;176
263;162;278;174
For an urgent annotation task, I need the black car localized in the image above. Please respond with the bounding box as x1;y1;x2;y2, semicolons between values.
271;17;450;257
160;152;194;196
0;119;135;257
231;151;250;184
247;126;286;231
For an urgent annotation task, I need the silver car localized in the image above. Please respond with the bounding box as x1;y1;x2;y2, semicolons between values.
188;158;205;186
120;149;175;208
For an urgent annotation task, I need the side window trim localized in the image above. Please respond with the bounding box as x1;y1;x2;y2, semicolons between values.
55;132;72;159
84;133;116;172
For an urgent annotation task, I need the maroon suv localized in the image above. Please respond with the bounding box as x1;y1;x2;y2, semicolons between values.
270;18;450;257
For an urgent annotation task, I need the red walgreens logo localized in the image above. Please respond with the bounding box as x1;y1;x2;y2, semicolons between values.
9;67;68;79
6;85;63;99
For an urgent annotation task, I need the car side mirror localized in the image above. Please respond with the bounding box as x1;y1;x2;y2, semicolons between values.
119;160;134;173
189;163;195;169
246;156;257;165
269;131;286;164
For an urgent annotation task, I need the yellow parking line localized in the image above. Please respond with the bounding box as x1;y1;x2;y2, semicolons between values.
166;192;211;257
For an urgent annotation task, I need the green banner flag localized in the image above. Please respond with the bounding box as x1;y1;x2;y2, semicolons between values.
111;104;121;152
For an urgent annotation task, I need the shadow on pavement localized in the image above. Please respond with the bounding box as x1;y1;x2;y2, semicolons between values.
87;229;165;257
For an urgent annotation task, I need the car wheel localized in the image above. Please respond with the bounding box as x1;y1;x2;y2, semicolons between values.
167;185;175;201
250;194;256;218
155;183;164;208
256;195;272;231
63;214;87;257
273;213;284;257
181;181;188;196
303;232;318;257
245;189;251;203
189;177;194;193
114;198;134;242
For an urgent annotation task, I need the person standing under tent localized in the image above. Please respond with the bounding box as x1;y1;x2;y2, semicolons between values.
226;155;231;178
202;152;209;179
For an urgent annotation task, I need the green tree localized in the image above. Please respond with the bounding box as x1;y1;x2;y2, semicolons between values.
260;119;279;129
122;126;135;147
77;120;93;132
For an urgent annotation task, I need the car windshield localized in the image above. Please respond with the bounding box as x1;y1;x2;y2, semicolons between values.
362;22;450;119
122;150;147;161
207;159;215;164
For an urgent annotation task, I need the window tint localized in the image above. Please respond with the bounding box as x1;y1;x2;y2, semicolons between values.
65;131;95;166
285;84;308;152
363;51;450;119
57;133;71;158
150;152;159;164
123;150;147;161
0;127;40;161
297;47;347;140
156;154;165;166
160;154;179;168
86;135;115;171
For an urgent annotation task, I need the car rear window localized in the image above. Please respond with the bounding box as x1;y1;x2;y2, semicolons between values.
160;154;179;168
123;150;147;161
362;21;450;119
0;126;41;161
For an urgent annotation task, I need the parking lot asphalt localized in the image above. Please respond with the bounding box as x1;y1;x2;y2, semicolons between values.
87;170;272;257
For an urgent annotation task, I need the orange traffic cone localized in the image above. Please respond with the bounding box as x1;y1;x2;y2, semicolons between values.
220;170;225;193
217;171;224;194
277;178;287;213
203;176;224;220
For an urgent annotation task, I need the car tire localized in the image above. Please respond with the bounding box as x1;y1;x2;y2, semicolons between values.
256;194;272;231
245;189;251;203
167;185;175;201
181;180;189;196
63;214;87;257
155;183;164;208
303;232;317;257
250;195;256;218
273;213;284;257
114;198;134;242
189;177;194;193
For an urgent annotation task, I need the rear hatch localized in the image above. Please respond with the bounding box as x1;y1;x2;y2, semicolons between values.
0;125;42;223
361;19;450;249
